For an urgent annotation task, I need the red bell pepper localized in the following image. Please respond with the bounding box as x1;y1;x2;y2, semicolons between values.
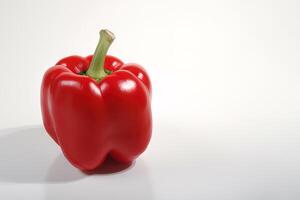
41;29;152;170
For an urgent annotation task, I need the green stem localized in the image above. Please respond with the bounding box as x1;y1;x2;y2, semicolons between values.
86;29;115;80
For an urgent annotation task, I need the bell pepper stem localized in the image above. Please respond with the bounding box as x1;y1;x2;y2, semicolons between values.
86;29;115;80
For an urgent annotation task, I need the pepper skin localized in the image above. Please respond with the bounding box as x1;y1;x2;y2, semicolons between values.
41;30;152;171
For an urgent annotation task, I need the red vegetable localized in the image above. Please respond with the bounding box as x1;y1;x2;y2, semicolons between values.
41;29;152;170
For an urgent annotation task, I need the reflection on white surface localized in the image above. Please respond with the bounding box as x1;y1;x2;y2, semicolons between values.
0;122;300;200
0;126;153;200
45;160;153;200
0;126;84;183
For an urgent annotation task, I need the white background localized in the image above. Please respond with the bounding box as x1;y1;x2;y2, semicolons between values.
0;0;300;199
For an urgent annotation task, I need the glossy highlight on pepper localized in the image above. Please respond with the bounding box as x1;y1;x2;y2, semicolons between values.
41;29;152;171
